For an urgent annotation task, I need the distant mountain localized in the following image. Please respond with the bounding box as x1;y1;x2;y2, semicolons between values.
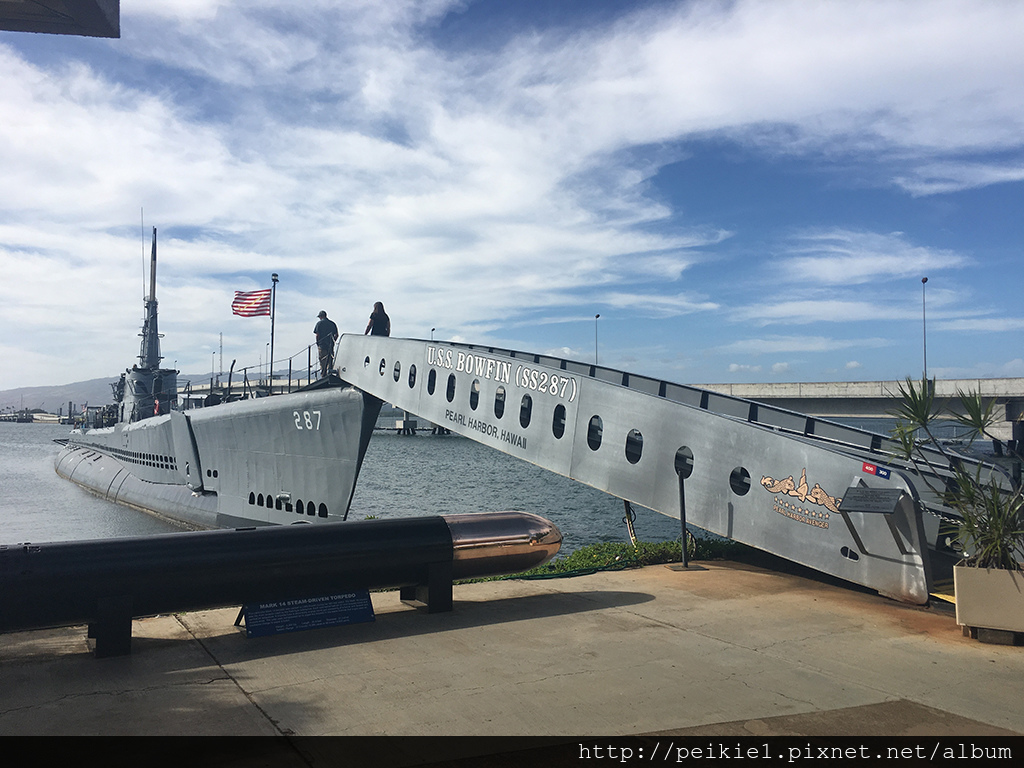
2;368;317;414
0;378;119;414
0;373;228;414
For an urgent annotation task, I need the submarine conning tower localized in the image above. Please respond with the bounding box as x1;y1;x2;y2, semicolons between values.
118;226;178;424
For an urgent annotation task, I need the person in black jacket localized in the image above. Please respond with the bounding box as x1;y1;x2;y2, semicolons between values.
314;310;339;377
364;302;391;337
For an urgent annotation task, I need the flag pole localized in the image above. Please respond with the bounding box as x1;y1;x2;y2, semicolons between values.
270;273;279;392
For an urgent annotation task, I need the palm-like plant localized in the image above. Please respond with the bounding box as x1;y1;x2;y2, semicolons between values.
889;377;1024;571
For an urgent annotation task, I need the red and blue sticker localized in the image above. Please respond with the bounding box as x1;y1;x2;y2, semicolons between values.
862;462;891;479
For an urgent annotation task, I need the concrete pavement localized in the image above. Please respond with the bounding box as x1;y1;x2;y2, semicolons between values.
2;558;1022;744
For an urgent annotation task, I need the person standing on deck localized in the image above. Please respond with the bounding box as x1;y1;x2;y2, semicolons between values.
314;310;339;377
365;302;391;337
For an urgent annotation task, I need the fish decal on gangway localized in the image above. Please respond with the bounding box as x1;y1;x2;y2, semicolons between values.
761;469;842;529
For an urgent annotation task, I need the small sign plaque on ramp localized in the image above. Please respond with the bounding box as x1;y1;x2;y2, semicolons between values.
839;487;904;515
837;487;912;556
239;591;375;638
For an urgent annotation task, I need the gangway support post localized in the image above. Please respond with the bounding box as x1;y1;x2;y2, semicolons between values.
679;473;688;569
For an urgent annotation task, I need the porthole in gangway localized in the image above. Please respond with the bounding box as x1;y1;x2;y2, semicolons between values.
408;364;417;388
625;429;643;464
520;394;533;428
446;374;457;402
587;415;603;451
427;369;437;395
470;379;481;410
393;360;401;382
674;446;694;479
552;404;566;439
494;386;506;418
730;467;751;496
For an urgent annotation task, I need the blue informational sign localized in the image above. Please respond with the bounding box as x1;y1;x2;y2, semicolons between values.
241;591;375;638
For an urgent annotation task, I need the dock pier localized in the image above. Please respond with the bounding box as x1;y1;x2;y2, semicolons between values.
1;559;1021;740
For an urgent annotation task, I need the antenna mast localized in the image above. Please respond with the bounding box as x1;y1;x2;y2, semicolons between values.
138;227;162;369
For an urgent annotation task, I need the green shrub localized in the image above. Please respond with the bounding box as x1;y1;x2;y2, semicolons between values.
475;536;752;582
890;377;1024;571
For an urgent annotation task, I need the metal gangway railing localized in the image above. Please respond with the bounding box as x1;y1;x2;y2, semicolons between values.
177;338;346;407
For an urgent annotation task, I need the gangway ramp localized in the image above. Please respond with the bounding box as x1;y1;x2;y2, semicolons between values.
338;336;940;603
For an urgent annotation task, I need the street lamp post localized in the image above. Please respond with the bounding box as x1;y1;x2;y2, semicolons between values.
594;314;601;366
921;277;928;382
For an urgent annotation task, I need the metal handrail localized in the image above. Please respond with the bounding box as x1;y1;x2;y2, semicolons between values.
178;338;341;404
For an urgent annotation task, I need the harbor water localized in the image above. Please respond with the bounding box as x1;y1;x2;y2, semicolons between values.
0;421;683;552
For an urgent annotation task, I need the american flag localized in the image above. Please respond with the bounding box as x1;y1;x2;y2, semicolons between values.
232;289;272;317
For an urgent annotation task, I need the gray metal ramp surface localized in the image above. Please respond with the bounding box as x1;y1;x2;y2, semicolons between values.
337;336;934;603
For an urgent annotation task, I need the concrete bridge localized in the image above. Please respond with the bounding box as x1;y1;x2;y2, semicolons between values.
698;378;1024;444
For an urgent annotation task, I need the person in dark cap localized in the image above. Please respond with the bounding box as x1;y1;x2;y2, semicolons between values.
364;301;391;337
314;310;339;377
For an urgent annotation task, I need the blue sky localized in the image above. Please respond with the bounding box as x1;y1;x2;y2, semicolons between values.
1;0;1022;391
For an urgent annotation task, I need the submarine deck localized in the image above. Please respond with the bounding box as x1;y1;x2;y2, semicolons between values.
1;558;1021;755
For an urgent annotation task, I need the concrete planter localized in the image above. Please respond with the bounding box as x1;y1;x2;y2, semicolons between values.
953;565;1024;635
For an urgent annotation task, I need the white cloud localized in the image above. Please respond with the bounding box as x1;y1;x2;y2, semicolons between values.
894;161;1024;196
130;0;236;22
1002;359;1024;377
3;0;1024;388
568;0;1024;159
739;300;910;326
935;318;1024;333
0;48;282;230
932;358;1024;380
718;336;891;355
772;230;969;286
600;291;719;317
732;228;992;330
